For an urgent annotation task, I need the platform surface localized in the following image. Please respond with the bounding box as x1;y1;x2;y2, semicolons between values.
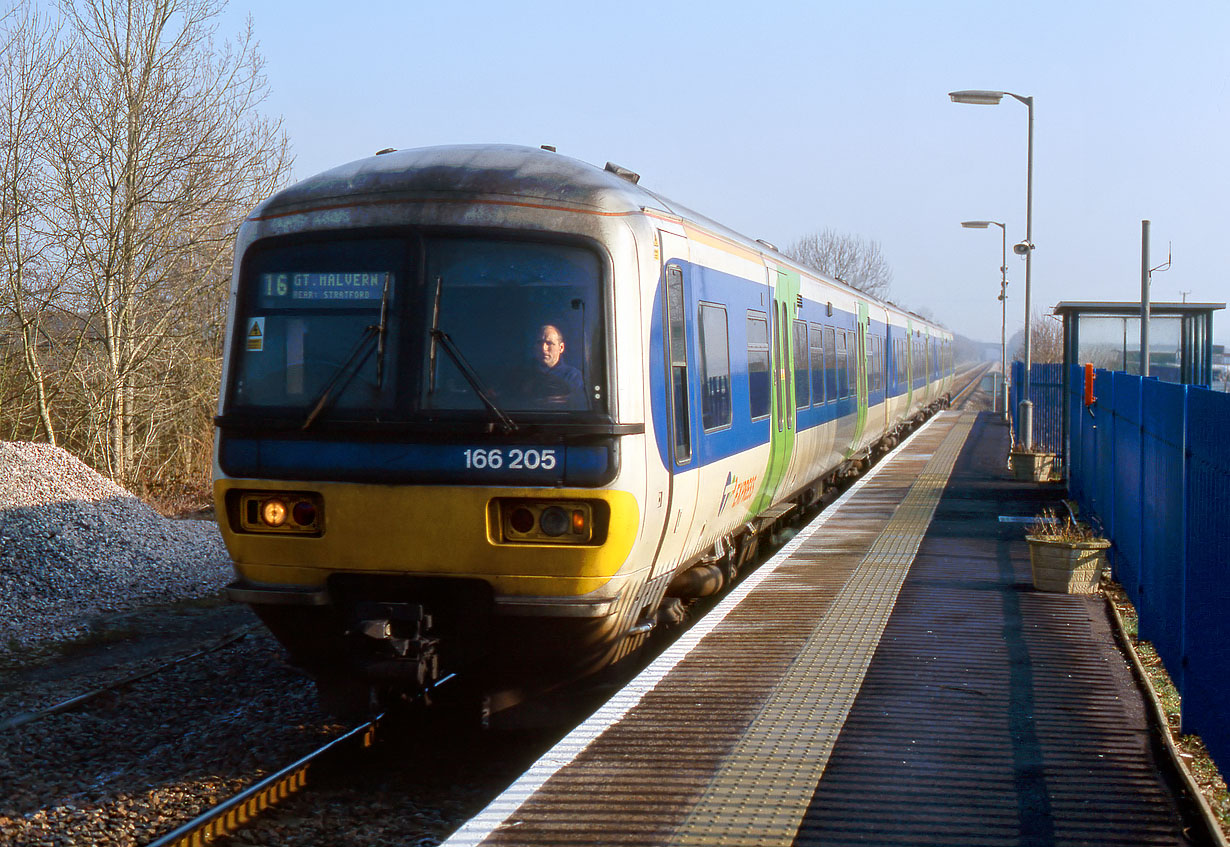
444;411;1207;847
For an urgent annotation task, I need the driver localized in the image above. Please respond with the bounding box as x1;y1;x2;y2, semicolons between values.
519;324;584;407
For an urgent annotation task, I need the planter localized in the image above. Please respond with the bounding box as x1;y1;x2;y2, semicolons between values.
1010;450;1057;482
1026;535;1110;594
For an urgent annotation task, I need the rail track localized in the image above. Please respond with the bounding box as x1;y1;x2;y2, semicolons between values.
0;625;258;732
131;364;993;847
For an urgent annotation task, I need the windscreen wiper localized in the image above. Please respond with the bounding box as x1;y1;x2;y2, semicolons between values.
375;271;391;388
301;325;378;430
427;327;518;433
301;273;392;431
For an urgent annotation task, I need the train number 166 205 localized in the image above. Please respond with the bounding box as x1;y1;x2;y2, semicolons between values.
462;447;558;471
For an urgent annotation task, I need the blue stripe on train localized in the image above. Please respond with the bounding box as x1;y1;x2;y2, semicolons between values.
648;259;915;474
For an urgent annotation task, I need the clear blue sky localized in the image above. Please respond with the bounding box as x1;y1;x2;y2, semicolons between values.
221;0;1230;346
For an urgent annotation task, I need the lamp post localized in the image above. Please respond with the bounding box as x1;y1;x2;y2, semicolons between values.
950;89;1035;448
961;220;1009;421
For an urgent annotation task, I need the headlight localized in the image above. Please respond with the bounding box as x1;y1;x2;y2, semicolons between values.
539;506;570;537
233;491;324;535
261;499;288;527
495;499;601;545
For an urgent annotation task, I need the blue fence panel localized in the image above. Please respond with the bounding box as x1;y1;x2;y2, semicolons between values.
1078;368;1100;516
1009;361;1063;453
1139;379;1187;681
1051;366;1227;776
1111;372;1143;602
1067;364;1085;505
1093;369;1117;553
1182;388;1230;772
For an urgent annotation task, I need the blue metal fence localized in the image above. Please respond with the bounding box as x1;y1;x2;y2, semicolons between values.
1067;365;1230;775
1010;361;1064;452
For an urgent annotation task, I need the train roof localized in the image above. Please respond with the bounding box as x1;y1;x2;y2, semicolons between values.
254;144;949;336
256;143;661;218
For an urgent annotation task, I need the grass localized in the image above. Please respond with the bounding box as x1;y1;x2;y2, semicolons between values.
1105;579;1230;838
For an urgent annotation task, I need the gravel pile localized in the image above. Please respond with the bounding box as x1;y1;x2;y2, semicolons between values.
0;441;232;654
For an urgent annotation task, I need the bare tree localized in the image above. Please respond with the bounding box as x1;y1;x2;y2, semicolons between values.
783;228;894;300
1014;311;1064;364
0;2;66;445
44;0;290;484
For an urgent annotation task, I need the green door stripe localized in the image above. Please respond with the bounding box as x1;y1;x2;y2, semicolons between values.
748;268;799;517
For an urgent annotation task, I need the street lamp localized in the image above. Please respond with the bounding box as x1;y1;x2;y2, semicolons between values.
961;220;1010;421
950;89;1035;448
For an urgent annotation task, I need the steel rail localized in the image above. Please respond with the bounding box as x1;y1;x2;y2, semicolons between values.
1;625;258;732
949;362;993;408
143;713;383;847
142;672;457;847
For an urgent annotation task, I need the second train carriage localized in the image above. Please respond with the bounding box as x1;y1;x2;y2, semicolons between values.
212;144;953;715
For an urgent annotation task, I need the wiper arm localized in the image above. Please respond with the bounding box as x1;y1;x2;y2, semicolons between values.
428;328;518;433
376;271;391;388
302;324;379;431
428;275;443;394
302;272;394;431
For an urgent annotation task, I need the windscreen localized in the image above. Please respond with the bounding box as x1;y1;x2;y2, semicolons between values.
231;238;404;416
422;237;604;413
228;234;606;422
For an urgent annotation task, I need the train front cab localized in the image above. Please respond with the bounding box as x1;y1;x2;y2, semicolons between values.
212;218;661;714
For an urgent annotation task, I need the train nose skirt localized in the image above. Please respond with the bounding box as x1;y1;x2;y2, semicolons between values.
442;410;1208;847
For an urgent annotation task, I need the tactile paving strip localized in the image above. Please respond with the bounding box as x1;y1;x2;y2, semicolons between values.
443;412;971;847
671;412;977;846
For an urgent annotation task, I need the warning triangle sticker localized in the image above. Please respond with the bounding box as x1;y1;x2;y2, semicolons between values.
246;317;265;352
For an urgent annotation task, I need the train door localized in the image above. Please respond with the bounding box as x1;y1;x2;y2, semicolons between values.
652;228;699;577
852;302;869;451
905;319;915;410
748;265;798;515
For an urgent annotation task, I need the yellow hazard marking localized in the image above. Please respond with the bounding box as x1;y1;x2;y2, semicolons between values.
246;317;264;352
671;411;977;847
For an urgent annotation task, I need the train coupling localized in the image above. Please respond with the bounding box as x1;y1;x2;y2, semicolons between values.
352;601;440;687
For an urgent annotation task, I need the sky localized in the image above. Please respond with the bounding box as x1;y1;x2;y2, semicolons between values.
219;0;1230;347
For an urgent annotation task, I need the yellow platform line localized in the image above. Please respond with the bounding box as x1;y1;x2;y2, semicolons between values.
671;411;977;847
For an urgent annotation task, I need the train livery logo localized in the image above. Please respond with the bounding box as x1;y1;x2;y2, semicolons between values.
719;471;758;514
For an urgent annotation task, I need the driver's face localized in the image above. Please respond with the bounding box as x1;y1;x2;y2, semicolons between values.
537;330;564;368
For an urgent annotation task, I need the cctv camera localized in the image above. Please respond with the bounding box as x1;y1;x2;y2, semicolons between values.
1013;241;1032;256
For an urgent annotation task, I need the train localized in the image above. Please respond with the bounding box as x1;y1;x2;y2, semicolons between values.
212;144;954;717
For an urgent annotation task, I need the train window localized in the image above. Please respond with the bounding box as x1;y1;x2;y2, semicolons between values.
824;326;837;401
867;335;875;393
699;303;731;431
875;335;882;392
835;330;848;399
809;322;825;405
232;237;406;416
422;237;605;416
848;330;858;398
792;319;809;409
747;311;770;420
666;265;691;463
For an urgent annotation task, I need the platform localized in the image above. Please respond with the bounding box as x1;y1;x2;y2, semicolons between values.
443;410;1210;847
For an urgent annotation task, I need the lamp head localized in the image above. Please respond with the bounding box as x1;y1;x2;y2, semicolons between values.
961;221;991;229
949;89;1005;105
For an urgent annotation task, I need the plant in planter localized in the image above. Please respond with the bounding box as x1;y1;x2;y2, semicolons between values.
1025;508;1110;594
1009;442;1058;482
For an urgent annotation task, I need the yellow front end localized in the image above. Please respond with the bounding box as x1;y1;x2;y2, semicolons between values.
215;478;641;600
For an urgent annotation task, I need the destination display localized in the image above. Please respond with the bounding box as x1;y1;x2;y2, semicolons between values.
259;272;389;304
